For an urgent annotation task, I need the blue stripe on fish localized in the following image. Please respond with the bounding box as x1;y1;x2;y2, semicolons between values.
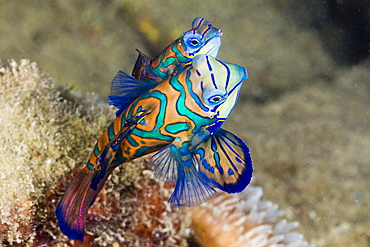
56;54;252;241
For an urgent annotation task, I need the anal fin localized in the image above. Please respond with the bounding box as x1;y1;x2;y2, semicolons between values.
56;107;153;240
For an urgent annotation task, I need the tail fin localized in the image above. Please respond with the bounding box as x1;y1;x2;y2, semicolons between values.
55;166;111;241
169;155;216;207
56;107;153;240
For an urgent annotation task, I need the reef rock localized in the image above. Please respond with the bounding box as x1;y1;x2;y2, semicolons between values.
0;60;188;246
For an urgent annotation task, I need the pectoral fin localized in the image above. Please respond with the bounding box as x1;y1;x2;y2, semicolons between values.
196;128;253;193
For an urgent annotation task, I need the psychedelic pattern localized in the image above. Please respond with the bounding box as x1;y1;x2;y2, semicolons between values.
56;18;253;241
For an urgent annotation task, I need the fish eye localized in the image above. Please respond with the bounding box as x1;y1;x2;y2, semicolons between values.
208;95;225;105
191;39;199;45
211;96;221;102
188;38;201;47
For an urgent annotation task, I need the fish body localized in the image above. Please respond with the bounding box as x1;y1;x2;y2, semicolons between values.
131;17;223;84
56;55;252;241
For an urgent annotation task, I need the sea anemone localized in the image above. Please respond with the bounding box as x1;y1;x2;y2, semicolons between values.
190;186;314;247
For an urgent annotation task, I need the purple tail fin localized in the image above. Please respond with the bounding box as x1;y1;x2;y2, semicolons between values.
55;166;110;241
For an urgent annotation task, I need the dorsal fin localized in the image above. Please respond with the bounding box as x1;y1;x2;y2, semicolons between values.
108;70;155;116
132;49;152;82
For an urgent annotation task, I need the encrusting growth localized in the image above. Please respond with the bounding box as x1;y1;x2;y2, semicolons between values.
0;60;188;246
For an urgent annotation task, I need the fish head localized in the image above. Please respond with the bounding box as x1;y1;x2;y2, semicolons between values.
190;54;248;119
181;17;223;58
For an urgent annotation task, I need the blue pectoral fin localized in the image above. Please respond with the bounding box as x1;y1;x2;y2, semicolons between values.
196;128;253;193
108;70;155;117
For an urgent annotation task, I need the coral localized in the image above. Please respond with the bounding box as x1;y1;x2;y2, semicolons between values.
190;186;314;247
0;60;188;246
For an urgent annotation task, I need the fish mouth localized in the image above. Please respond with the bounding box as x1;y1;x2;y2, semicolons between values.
216;84;242;119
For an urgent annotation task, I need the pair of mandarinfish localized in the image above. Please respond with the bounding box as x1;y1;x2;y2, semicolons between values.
56;17;253;241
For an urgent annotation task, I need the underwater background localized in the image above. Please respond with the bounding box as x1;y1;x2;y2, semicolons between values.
0;0;369;246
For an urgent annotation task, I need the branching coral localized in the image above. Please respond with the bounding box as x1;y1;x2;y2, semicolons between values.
190;186;314;247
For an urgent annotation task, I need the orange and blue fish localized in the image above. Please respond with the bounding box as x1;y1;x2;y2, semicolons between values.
56;54;253;241
132;17;223;83
109;17;223;117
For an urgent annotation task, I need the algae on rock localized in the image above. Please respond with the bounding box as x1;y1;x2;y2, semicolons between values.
0;60;188;246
